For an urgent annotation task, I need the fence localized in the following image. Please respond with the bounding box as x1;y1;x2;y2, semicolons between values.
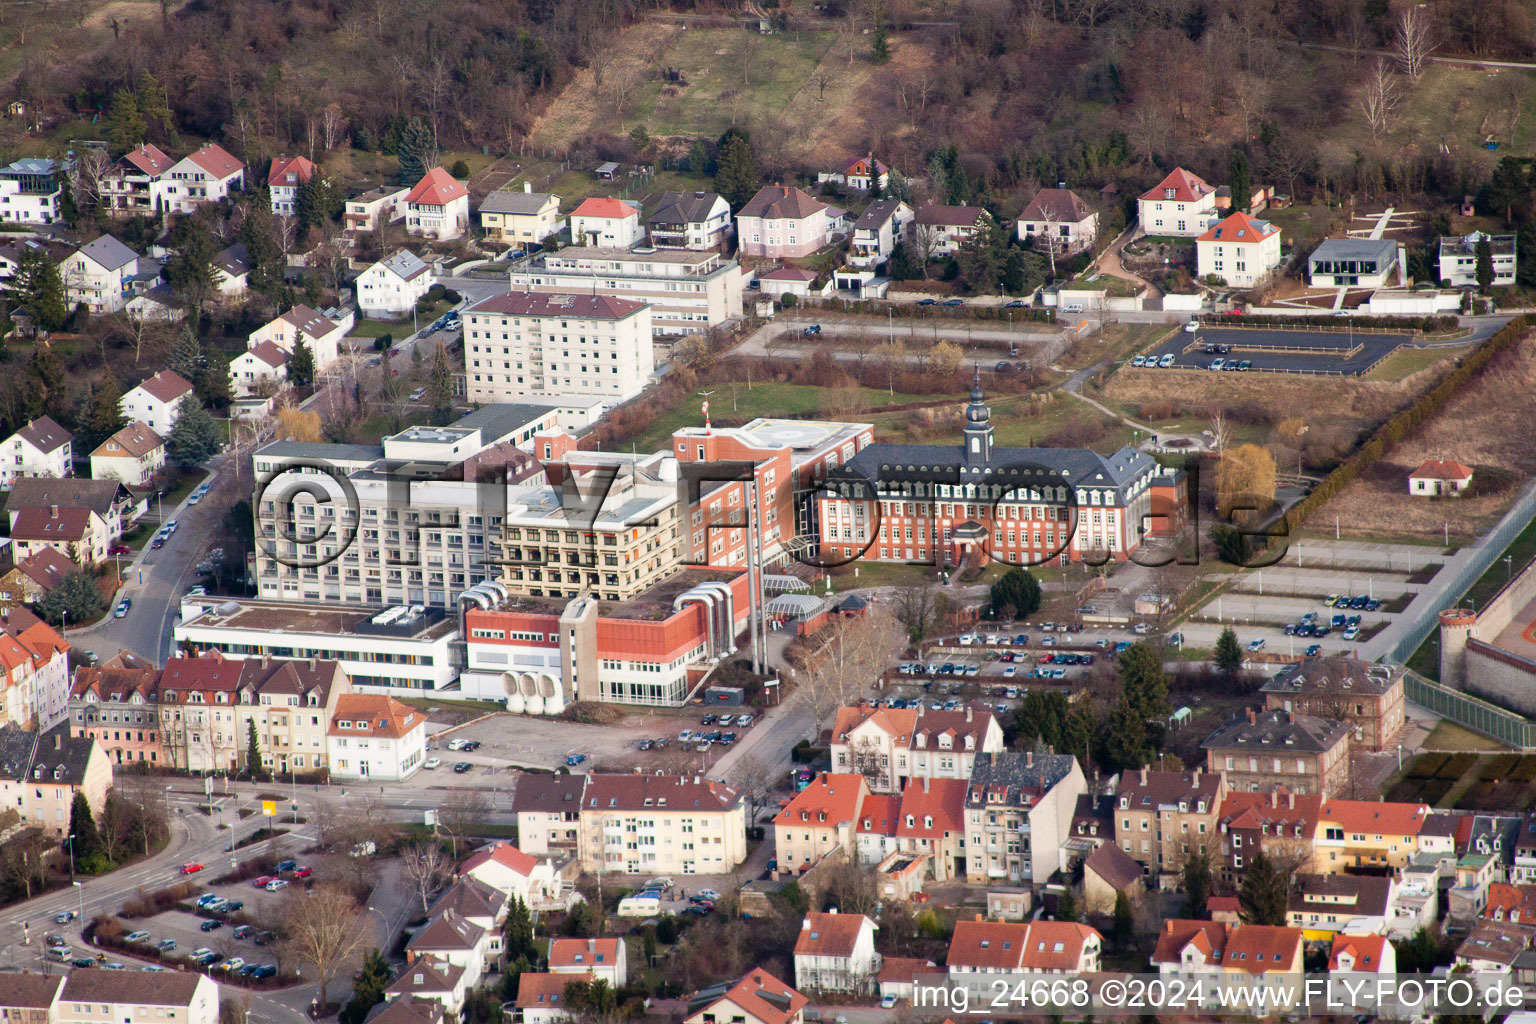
1402;670;1536;750
1387;478;1536;666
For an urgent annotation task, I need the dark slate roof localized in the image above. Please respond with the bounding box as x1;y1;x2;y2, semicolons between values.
1262;655;1402;698
0;725;98;785
7;477;123;517
1084;841;1143;890
649;191;725;225
77;234;139;272
214;243;252;277
835;440;1156;501
478;190;558;215
510;772;586;814
1200;708;1351;755
853;199;907;231
966;751;1077;808
1288;873;1393;917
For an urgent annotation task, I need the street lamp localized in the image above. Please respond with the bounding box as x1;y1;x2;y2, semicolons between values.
71;881;83;925
365;905;390;944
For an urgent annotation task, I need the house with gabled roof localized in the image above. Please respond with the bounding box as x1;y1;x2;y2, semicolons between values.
0;725;111;835
895;776;969;881
914;203;993;257
121;369;195;436
1287;872;1394;939
10;505;107;566
1083;840;1144;912
831;703;1004;794
1;415;72;488
570;197;644;249
213;243;252;297
738;185;832;258
818;153;889;192
773;772;871;872
68;657;164;766
683;968;809;1024
406;908;492;985
230;341;290;398
162;143;245;214
8;476;130;545
101;143;176;215
355;249;432;319
384;956;469;1015
0;548;75;613
578;772;747;875
1314;798;1428;872
57;967;218;1024
965;750;1085;885
648;191;732;250
268;155;317;216
849;199;913;268
248;304;355;368
367;998;444;1024
430;876;506;938
1138;167;1218;237
1196;211;1282;287
478;185;562;246
1330;933;1395;973
327;692;426;781
346;184;410;234
1018;187;1098;255
1152;918;1229;977
405;168;469;240
458;839;560;907
61;234;138;313
1409;459;1475;497
549;937;626;986
947;918;1102;975
793;911;878;994
516;972;590;1024
511;773;586;854
90;421;164;487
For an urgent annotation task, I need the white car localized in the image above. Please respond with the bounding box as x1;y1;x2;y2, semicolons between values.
446;738;466;751
958;634;975;646
736;714;754;728
1159;353;1176;368
1184;320;1200;333
265;879;288;891
716;714;734;727
678;729;694;742
423;757;441;770
1248;638;1266;652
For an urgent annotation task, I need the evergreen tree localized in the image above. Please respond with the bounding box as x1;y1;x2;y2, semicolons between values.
396;118;437;186
427;341;454;424
166;216;219;321
58;177;78;228
245;718;262;779
1055;887;1079;922
68;791;106;871
1237;850;1289;926
38;571;105;627
1488;156;1529;226
1214;627;1244;676
955;221;1009;295
13;247;68;330
1475;235;1494;293
78;373;125;454
197;349;231;409
25;345;69;423
988;567;1042;619
1117;642;1170;730
106;90;147;154
1112;890;1134;944
169;328;202;385
239;205;287;297
503;896;539;964
1228;148;1252;214
135;70;177;145
1182;846;1214;919
871;20;891;62
295;175;343;235
1103;695;1153;773
165;396;220;467
380;347;400;402
714;131;760;208
338;950;392;1024
287;337;315;386
686;140;710;175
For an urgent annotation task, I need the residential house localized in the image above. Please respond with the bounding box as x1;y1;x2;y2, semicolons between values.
1313;799;1429;872
248;304;354;369
0;158;65;224
1220;923;1305;1008
429;876;507;945
1307;238;1400;288
1484;882;1536;924
848;199;914;268
230;656;349;776
549;937;627;987
10;504;110;566
405;909;492;987
1451;851;1501;924
1083;841;1145;914
1200;708;1351;798
774;772;871;872
405;168;470;241
7;477;129;548
577;772;747;875
1151;919;1230;978
478;186;562;247
367;999;445;1024
101;144;176;215
757;267;821;301
0;548;75;614
162;143;245;214
1454;919;1534;973
89;421;164;488
854;792;902;866
913;204;992;257
1409;459;1475;496
326;692;426;781
0;725;111;834
268;155;317;216
0;974;63;1024
682;969;808;1024
155;652;249;773
511;773;586;854
1286;873;1394;939
57;969;218;1024
0;237;71;289
647;191;732;250
459;840;561;908
121;369;195;436
1017;188;1098;255
963;751;1085;885
212;243;252;297
569;197;643;249
1330;933;1396;973
737;185;832;258
1196;212;1283;288
384;958;469;1016
1514;814;1536;885
515;972;589;1024
831;704;1005;794
876;957;936;1003
1439;232;1517;287
0;609;68;731
1137;167;1218;237
834;154;889;192
69;660;164;766
1113;767;1228;878
894;777;968;881
1215;789;1322;887
1;416;73;488
793;911;878;995
345;185;409;233
946;918;1102;976
355;250;432;319
61;235;138;313
1261;655;1405;752
229;342;289;398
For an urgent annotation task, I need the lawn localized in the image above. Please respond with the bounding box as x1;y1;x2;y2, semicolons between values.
1423;719;1512;752
1057;322;1176;372
1363;345;1472;383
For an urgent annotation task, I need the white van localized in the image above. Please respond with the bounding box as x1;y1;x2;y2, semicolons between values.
617;896;662;917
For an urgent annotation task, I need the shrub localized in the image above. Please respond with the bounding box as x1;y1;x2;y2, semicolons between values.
450;160;470;178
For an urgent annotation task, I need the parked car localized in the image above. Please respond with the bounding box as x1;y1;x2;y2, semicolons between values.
293;866;312;878
253;876;275;888
1248;638;1266;651
107;544;131;555
126;931;151;943
264;879;287;891
700;713;717;726
114;599;131;618
200;920;223;932
157;939;176;951
565;753;587;766
151;538;165;549
1305;644;1322;657
942;298;964;306
423;757;441;769
1131;355;1147;367
677;729;693;742
453;762;474;773
802;324;822;335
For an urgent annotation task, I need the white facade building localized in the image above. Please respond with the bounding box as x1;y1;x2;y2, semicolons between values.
464;292;653;404
247;304;355;370
120;370;195;436
509;246;745;336
161;143;245;215
0;159;65;224
1196;212;1283;288
61;235;138;313
355;250;432;319
793;912;879;995
405;168;470;241
326;693;427;780
1;416;72;488
570;197;644;249
1137;167;1218;237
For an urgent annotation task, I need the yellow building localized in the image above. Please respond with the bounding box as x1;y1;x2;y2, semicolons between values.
577;772;747;876
1314;799;1428;872
478;188;561;247
0;726;111;836
772;773;871;873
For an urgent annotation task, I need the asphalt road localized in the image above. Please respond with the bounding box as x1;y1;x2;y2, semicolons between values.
1146;326;1415;375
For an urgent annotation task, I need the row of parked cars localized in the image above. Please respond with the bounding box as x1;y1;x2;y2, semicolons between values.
1131;353;1178;368
1284;609;1364;641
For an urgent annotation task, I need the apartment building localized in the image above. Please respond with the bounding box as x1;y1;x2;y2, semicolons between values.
0;975;62;1024
355;249;432;319
737;185;831;258
327;693;426;780
250;404;561;608
121;370;195;437
509;246;746;336
1215;790;1323;887
69;660;165;765
247;304;354;370
947;918;1103;975
61;234;137;313
772;773;871;872
1017;187;1098;255
161;143;245;215
344;184;409;233
1137;167;1218;237
1113;767;1228;877
0;726;111;835
100;144;176;215
913;203;993;256
511;773;587;854
576;772;747;875
647;191;732;250
89;421;164;488
1314;799;1428;872
0;158;65;223
463;292;654;404
1195;212;1283;288
793;911;879;995
1262;655;1405;751
0;416;72;488
964;751;1086;885
849;199;913;268
829;704;1005;794
1439;232;1517;287
1201;708;1352;798
0;612;68;732
58;970;218;1024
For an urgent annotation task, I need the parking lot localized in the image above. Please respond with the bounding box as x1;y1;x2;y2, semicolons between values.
1141;326;1415;376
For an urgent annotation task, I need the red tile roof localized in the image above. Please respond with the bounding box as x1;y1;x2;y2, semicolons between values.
1222;923;1303;974
516;971;589;1009
855;793;900;836
915;203;990;227
460;840;537;878
548;937;622;970
895;777;967;839
794;912;871;957
1318;799;1428;837
92;421;163;460
570;197;639;220
1485;883;1536;923
267;155;317;188
184;143;243;180
1411;460;1475;481
710;969;808;1024
1152;920;1228;968
583;772;741;812
876;956;935;982
1330;934;1390;971
1140;167;1214;203
1196;211;1278;244
948;920;1027;970
1020;188;1093;224
1217;790;1323;840
773;772;868;829
328;694;421;738
406;168;468;207
1018;921;1100;971
160;652;244;696
133;369;194;404
121;144;174;177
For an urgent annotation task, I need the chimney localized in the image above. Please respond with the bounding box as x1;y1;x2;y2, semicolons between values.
1246;709;1256;724
828;907;838;915
54;732;61;750
802;916;812;929
975;914;984;922
49;505;58;519
1271;789;1279;808
966;706;973;723
524;181;532;194
1140;766;1148;786
922;777;929;794
1288;792;1295;810
1026;750;1033;768
588;939;595;954
1164;919;1174;933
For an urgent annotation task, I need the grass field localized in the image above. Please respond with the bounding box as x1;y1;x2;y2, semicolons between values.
1363;345;1473;382
1057;323;1175;372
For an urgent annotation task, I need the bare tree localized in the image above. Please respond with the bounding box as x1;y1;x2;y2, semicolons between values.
439;788;491;855
914;223;944;274
796;609;904;739
873;340;906;395
1395;6;1435;79
726;752;778;825
282;886;369;1007
1208;410;1232;454
891;584;936;641
400;839;451;912
321;104;348;153
1358;59;1401;141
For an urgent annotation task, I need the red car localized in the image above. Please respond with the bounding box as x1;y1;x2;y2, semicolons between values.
107;544;131;556
293;866;313;878
181;863;204;874
253;875;275;888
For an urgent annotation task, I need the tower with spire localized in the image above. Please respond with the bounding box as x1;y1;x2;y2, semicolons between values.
963;365;994;466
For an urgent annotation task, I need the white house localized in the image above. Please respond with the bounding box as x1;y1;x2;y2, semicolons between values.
549;937;627;987
1195;211;1282;288
61;235;138;313
682;970;809;1024
458;840;561;908
213;243;252;297
405;168;469;241
793;911;879;995
1307;238;1400;288
516;972;590;1024
1409;459;1475;496
405;910;492;988
817;154;890;192
355;249;432;319
384;957;469;1016
89;421;164;487
326;693;426;781
58;969;218;1024
570;197;644;249
120;369;195;436
248;304;354;369
1330;934;1396;974
1439;232;1517;287
1138;167;1218;237
345;184;410;233
161;143;245;215
267;155;317;216
647;191;732;250
1018;187;1098;255
830;705;1005;794
0;158;65;224
100;144;176;216
849;199;913;268
230;341;290;397
1;416;72;488
913;203;993;257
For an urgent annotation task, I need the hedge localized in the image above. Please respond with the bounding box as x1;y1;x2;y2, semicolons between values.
1228;313;1458;333
1283;316;1528;536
